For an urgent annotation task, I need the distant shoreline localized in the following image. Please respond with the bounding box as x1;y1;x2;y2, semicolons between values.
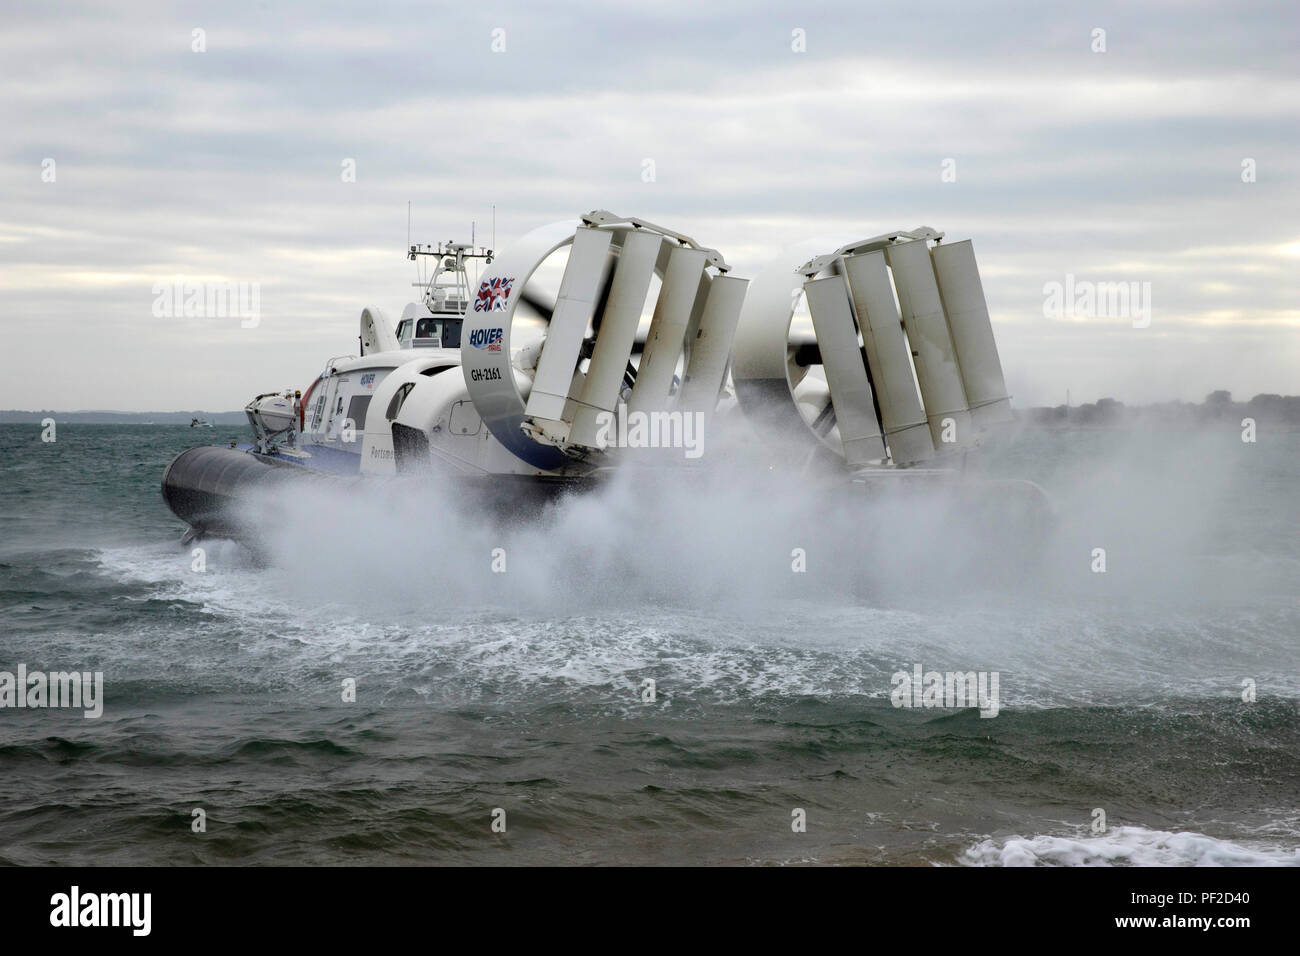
2;391;1296;428
0;411;247;425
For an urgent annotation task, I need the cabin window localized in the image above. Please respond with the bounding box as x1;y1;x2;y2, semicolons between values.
345;394;372;433
396;319;414;347
441;318;463;349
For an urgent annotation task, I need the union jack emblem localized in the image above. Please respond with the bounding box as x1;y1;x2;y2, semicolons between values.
474;277;514;313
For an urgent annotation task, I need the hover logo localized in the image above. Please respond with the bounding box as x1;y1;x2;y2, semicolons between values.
468;327;503;350
50;886;151;936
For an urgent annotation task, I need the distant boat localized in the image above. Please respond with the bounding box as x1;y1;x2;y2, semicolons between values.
190;418;213;428
143;421;156;425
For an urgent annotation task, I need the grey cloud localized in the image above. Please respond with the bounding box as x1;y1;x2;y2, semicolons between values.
1;0;1297;409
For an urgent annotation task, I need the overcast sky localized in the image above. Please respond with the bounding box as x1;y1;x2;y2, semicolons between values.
2;0;1297;411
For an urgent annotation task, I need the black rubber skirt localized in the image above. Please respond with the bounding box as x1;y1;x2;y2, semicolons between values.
161;445;330;539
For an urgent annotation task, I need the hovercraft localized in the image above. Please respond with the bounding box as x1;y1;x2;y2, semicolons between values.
162;210;1051;545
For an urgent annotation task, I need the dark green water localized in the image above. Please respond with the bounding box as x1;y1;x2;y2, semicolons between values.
1;423;1297;865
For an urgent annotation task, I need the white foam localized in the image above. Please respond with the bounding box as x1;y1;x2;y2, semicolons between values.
961;826;1300;867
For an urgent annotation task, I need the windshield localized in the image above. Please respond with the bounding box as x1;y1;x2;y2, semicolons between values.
410;317;463;348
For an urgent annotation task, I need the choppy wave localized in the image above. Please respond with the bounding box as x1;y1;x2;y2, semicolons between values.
1;424;1298;864
962;826;1300;867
